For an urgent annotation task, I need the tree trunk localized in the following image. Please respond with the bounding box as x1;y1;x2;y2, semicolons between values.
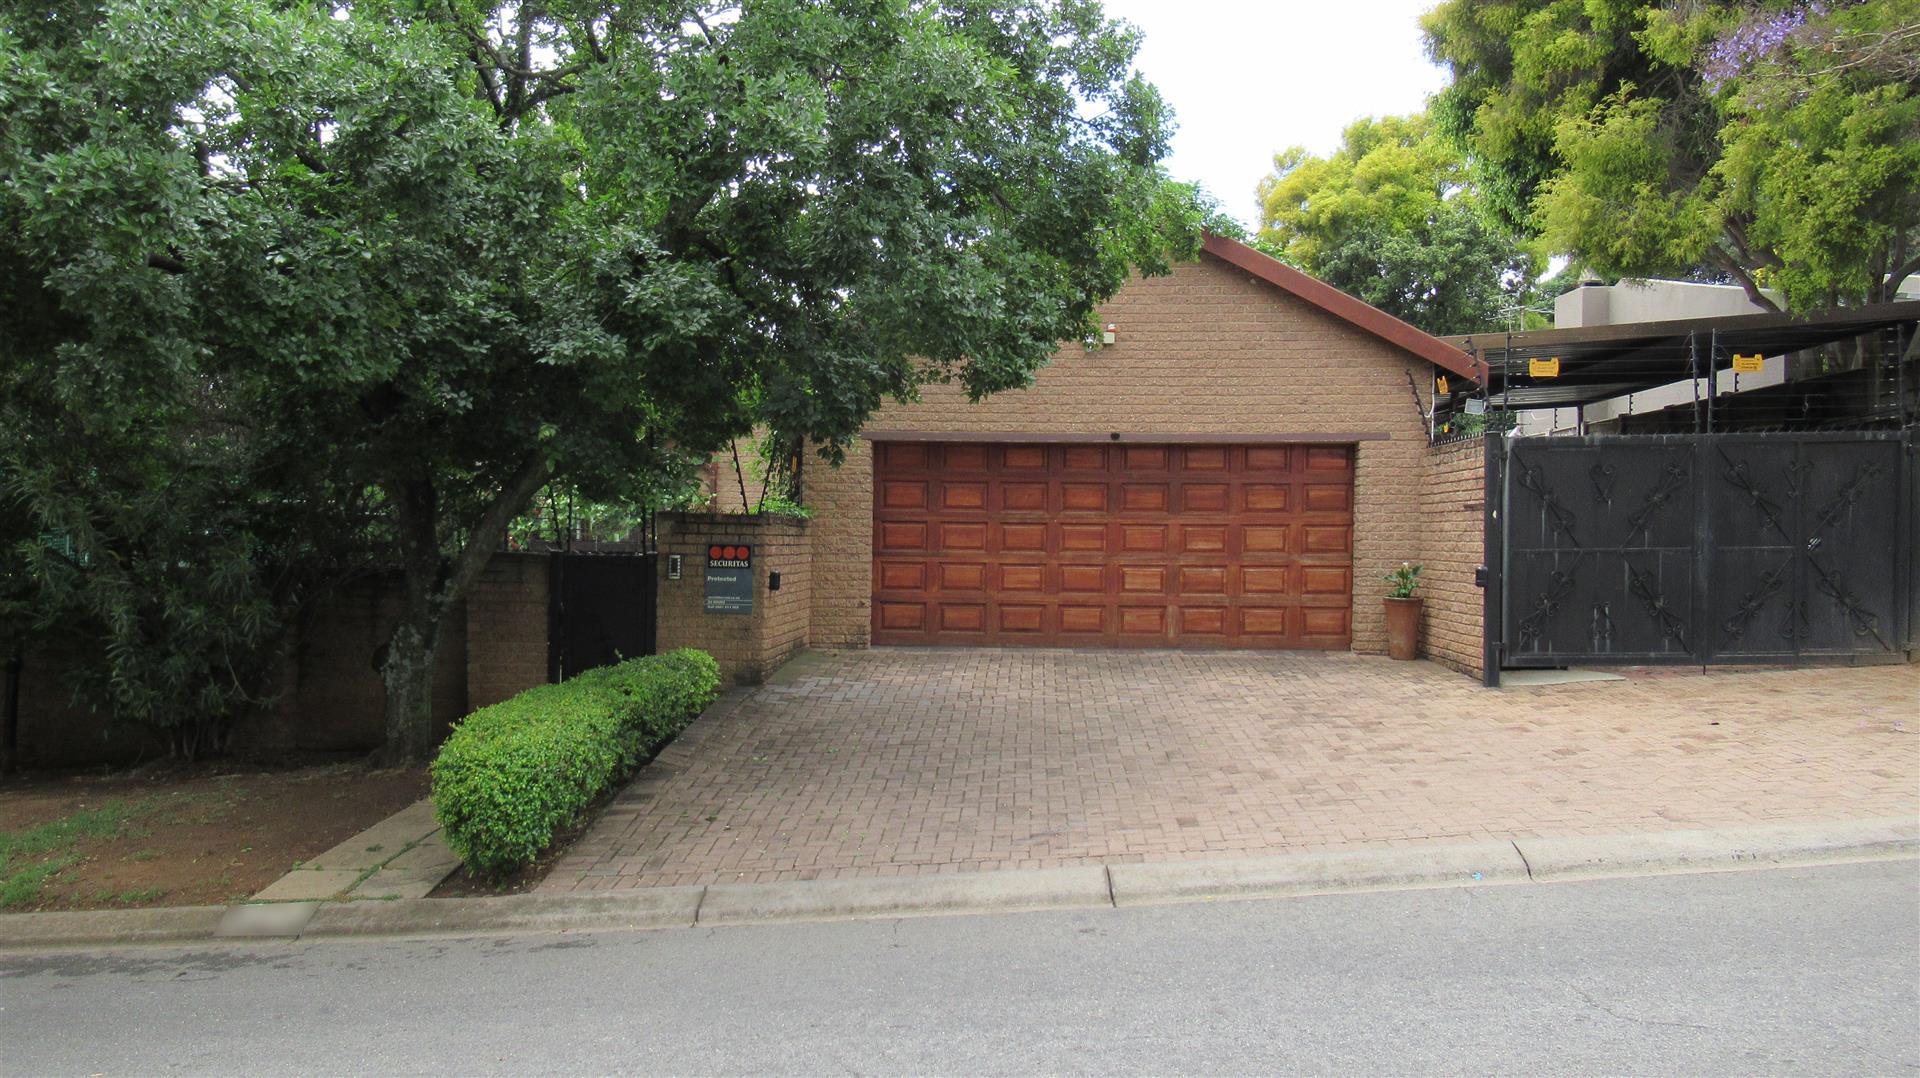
379;611;440;766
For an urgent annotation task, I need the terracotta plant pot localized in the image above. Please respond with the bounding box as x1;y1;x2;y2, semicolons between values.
1384;596;1422;660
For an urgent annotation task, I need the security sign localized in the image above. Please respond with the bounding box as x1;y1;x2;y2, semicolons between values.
707;544;752;568
1528;356;1561;378
1732;353;1765;373
704;543;754;615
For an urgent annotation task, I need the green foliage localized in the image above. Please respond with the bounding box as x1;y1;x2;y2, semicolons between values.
1424;0;1920;312
1383;562;1423;600
1256;114;1539;335
430;649;720;877
0;799;147;908
1;0;1211;758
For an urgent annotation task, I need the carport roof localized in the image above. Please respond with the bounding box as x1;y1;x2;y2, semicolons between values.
1435;300;1920;409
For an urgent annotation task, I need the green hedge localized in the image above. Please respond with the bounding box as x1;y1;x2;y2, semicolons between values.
430;648;721;877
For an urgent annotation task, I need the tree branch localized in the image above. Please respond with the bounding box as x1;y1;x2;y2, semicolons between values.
1708;248;1782;313
440;453;553;609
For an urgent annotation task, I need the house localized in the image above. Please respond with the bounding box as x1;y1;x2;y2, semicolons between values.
662;236;1491;681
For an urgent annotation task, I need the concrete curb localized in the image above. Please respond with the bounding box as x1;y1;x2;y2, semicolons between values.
1513;817;1919;881
0;905;228;949
1108;841;1529;907
3;818;1913;952
699;866;1110;926
300;887;705;939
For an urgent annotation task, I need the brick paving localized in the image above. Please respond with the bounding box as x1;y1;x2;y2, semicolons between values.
540;649;1919;892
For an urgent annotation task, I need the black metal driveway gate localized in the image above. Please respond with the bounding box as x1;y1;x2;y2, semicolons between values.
1483;431;1915;685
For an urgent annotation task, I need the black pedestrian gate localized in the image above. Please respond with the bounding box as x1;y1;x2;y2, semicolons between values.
1483;431;1916;685
548;553;658;682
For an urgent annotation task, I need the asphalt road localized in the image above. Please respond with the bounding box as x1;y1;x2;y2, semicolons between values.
4;860;1916;1075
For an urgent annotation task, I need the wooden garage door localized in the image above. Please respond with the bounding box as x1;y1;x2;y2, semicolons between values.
871;441;1354;648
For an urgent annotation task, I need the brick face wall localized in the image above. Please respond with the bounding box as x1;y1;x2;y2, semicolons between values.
807;252;1441;656
656;512;812;686
1421;438;1488;678
13;553;553;767
465;554;552;711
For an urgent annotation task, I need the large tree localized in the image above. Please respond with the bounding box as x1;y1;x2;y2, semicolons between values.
1256;113;1537;335
2;0;1210;761
1423;0;1920;312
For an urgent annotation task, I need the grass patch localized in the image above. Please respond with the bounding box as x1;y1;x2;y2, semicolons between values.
0;799;153;909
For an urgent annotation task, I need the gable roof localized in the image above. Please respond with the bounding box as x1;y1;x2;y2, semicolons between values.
1201;234;1482;384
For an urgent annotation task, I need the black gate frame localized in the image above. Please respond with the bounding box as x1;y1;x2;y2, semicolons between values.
1482;430;1916;686
546;551;660;683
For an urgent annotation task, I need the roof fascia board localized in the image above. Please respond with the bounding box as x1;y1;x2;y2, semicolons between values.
1200;234;1482;384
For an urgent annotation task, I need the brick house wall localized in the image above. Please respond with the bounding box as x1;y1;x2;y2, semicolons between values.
806;251;1443;657
656;512;812;686
1421;438;1488;678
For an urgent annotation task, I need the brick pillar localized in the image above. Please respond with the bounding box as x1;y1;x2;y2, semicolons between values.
656;512;812;685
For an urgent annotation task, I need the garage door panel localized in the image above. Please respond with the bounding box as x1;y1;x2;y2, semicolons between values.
939;604;986;631
1181;446;1229;471
872;441;1352;648
1059;564;1106;592
1062;446;1107;470
1119;565;1167;594
1181;484;1228;512
1001;482;1048;511
1059;605;1106;634
938;522;989;551
1302;483;1352;512
1179;566;1227;595
941;481;988;510
1062;483;1109;511
997;604;1046;633
938;562;987;592
883;443;930;469
1242;484;1290;511
999;522;1048;552
1300;525;1350;553
1243;525;1291;553
1246;446;1292;470
998;564;1045;592
944;444;988;469
1060;524;1108;552
878;521;929;552
876;561;927;591
1178;524;1228;553
877;602;926;630
1118;606;1167;634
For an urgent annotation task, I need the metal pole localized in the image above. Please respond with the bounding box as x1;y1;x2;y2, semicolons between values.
1707;327;1717;434
1690;330;1701;434
1502;331;1512;417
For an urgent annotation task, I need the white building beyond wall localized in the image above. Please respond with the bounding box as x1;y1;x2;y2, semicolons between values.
1513;275;1920;434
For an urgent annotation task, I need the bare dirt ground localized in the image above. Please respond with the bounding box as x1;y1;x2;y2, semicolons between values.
0;762;426;911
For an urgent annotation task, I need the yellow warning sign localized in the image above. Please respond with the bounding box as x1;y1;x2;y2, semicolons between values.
1732;353;1765;373
1529;356;1561;378
1435;375;1450;394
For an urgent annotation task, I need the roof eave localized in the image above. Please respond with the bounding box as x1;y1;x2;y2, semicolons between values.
1200;234;1482;384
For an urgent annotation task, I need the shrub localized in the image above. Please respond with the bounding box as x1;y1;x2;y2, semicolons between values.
430;649;720;876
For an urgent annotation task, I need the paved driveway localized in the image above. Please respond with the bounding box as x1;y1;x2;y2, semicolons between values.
542;649;1918;891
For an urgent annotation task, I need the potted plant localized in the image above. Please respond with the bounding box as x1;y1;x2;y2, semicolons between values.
1383;562;1423;661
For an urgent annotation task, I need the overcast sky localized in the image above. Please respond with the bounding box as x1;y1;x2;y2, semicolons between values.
1098;0;1450;229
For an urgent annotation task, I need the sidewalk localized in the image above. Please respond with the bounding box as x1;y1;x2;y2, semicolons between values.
2;817;1913;949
